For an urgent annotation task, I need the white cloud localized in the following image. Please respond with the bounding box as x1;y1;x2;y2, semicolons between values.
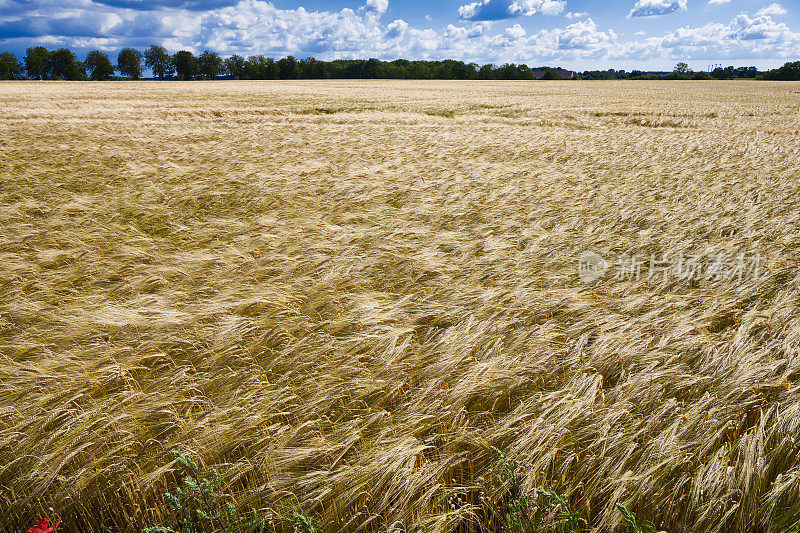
444;24;468;39
468;24;486;37
708;0;731;4
458;0;565;21
385;18;408;38
554;18;618;51
629;0;688;18
756;3;787;17
565;11;589;18
656;13;800;58
505;23;526;38
193;2;388;56
364;0;388;14
511;0;566;15
444;22;486;39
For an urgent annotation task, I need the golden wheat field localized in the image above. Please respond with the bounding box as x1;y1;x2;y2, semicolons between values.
1;80;800;533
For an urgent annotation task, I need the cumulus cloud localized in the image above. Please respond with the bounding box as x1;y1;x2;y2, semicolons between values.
194;2;389;56
363;0;388;14
657;13;799;58
756;3;787;17
385;18;408;38
444;23;486;39
565;11;588;18
458;0;565;21
708;0;731;4
505;23;526;38
629;0;687;18
553;18;617;51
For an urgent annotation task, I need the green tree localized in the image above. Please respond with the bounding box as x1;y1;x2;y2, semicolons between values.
449;60;475;79
173;50;198;80
407;61;431;79
497;63;518;80
224;54;246;79
673;62;691;74
711;66;734;79
244;55;264;79
277;55;301;79
197;51;223;80
0;52;22;80
85;50;115;80
382;63;404;79
733;66;758;78
24;46;51;80
364;58;384;78
478;63;495;79
761;61;800;81
516;63;534;80
144;45;174;80
117;48;142;80
48;48;86;80
541;67;559;80
300;57;329;79
243;55;276;79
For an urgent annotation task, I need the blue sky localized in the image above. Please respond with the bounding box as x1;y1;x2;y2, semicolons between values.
1;0;798;70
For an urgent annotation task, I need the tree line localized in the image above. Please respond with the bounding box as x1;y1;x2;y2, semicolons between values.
0;46;798;81
580;64;761;80
0;46;569;81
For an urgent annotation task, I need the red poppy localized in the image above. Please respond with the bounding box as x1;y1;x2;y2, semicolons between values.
28;518;61;533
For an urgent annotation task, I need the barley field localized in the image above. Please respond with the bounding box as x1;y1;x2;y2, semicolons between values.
1;80;800;532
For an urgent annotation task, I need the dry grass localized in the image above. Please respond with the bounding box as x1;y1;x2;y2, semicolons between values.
1;80;800;532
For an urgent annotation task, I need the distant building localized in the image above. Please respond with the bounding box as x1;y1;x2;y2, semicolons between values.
532;68;577;79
